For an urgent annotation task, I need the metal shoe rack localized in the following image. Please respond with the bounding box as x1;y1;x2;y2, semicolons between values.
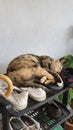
0;85;73;130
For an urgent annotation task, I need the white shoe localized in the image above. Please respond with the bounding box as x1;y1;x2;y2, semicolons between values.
0;85;28;110
20;87;46;102
9;116;28;130
0;74;14;97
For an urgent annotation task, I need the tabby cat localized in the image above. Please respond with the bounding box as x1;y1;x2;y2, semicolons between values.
6;54;63;88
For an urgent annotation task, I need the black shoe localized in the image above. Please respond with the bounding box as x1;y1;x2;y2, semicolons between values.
41;100;62;119
46;70;64;90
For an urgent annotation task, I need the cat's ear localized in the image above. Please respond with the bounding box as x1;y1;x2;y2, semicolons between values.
59;57;67;65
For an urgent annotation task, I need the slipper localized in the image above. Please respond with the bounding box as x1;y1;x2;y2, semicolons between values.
9;116;28;130
0;84;28;110
20;114;41;130
20;87;46;102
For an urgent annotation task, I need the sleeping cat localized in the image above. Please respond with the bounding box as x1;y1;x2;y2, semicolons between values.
6;54;63;88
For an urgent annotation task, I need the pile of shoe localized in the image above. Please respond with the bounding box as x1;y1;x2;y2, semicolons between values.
0;73;64;111
0;74;46;110
9;114;42;130
26;100;63;130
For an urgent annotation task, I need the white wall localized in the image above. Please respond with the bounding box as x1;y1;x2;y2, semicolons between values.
0;0;73;73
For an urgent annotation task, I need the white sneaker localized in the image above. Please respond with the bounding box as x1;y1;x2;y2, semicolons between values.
20;87;46;102
0;86;28;111
9;117;28;130
0;74;14;97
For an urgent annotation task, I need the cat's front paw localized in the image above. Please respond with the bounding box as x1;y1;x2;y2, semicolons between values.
40;76;47;84
40;76;55;85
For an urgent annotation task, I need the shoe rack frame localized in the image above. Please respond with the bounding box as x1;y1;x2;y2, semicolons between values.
0;85;73;130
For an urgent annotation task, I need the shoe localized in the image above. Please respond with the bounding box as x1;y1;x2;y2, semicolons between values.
0;86;29;110
20;87;46;102
9;115;42;130
0;74;14;97
60;67;73;87
42;100;62;119
20;114;41;130
45;70;64;90
9;116;28;130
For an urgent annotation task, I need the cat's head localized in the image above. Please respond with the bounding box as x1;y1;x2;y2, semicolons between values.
50;60;63;73
40;55;63;73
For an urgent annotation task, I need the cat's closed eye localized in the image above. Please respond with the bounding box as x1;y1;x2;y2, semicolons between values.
48;63;51;69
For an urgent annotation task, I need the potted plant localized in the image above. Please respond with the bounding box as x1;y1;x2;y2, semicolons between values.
66;117;73;130
59;54;73;130
58;89;73;130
